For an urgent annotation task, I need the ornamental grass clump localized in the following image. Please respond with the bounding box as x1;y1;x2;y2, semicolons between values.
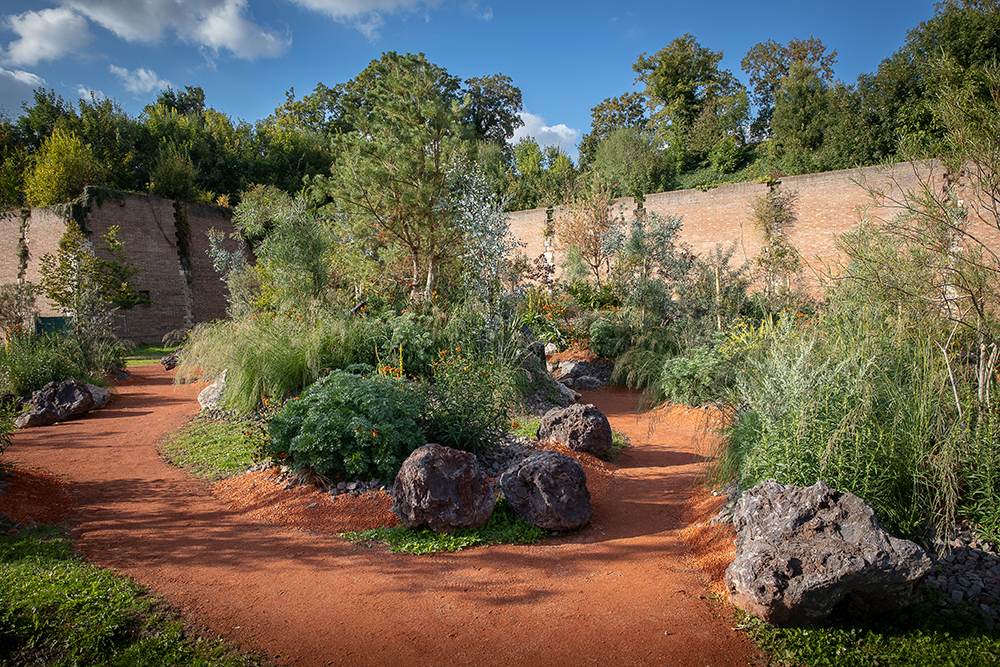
268;370;427;483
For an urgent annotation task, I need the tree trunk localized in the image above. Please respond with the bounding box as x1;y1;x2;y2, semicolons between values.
424;258;436;299
410;251;420;299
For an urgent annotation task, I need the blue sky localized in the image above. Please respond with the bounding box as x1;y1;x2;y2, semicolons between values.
1;1;937;161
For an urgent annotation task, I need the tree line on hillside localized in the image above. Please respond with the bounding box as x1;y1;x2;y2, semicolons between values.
1;0;997;218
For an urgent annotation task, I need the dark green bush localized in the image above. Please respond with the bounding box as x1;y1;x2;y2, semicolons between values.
589;316;628;359
267;371;427;483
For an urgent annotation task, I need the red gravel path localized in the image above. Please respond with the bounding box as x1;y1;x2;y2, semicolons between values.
4;366;761;666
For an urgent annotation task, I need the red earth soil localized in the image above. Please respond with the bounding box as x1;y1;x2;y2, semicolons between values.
3;366;762;666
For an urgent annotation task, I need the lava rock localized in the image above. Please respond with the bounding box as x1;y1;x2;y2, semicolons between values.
500;450;591;530
391;444;494;533
14;379;98;428
537;403;612;457
725;480;933;627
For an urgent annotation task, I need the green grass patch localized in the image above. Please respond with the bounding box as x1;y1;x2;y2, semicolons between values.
161;418;267;480
0;523;261;666
735;605;1000;667
342;497;547;554
126;343;181;367
510;416;540;439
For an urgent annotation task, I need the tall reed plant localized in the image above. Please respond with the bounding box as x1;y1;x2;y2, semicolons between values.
720;302;990;539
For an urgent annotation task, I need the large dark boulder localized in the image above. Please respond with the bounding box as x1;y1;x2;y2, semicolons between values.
14;379;98;429
725;480;933;627
500;450;591;531
536;403;612;458
391;444;494;533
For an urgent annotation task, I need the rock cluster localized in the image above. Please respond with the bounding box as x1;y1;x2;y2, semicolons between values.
921;524;1000;630
477;435;536;478
547;359;614;390
14;379;111;429
537;403;613;458
725;480;932;627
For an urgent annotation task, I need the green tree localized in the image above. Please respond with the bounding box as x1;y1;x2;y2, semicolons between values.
741;37;837;138
461;73;524;145
24;128;95;206
770;62;834;172
633;34;743;167
578;92;647;167
311;52;469;297
593;127;674;200
39;221;146;370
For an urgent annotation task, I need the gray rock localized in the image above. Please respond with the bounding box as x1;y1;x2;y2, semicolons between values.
391;444;494;533
544;342;559;357
160;348;182;370
537;403;612;458
198;370;227;410
501;450;591;530
14;379;97;429
574;375;603;390
85;383;111;410
725;480;932;627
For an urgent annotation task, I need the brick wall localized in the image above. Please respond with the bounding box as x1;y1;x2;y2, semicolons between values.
513;161;952;294
0;161;985;343
4;193;241;344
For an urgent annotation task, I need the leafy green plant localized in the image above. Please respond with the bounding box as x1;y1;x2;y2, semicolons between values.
0;524;260;666
268;370;427;483
735;605;1000;667
0;331;93;397
424;344;520;453
589;315;629;358
660;342;730;406
161;418;268;479
343;497;545;553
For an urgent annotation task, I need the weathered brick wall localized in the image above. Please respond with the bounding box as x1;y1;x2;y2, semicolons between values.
514;162;951;293
5;193;240;344
0;210;25;284
0;161;986;343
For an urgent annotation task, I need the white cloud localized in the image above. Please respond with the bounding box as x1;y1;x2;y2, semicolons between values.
0;67;45;88
62;0;289;59
110;65;170;94
195;1;290;58
289;0;433;39
0;67;45;117
77;85;106;101
463;1;492;20
2;8;95;66
513;111;581;159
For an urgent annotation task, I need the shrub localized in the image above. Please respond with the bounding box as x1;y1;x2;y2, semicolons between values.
589;316;628;359
718;306;999;539
0;331;91;397
660;343;728;406
24;128;95;207
423;344;520;453
268;371;427;483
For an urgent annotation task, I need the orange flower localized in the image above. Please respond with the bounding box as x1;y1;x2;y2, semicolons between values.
371;429;379;437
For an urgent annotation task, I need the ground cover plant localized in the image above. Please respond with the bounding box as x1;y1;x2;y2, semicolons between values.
162;417;269;480
342;497;546;554
0;522;262;666
735;606;1000;667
